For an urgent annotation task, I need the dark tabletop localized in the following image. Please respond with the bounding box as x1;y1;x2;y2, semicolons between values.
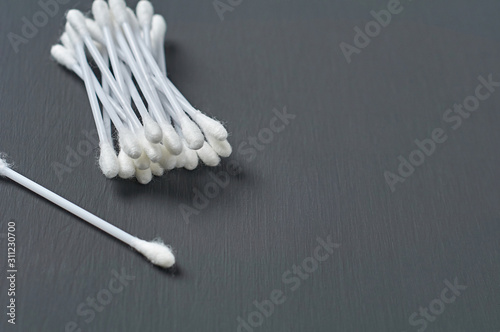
1;0;500;331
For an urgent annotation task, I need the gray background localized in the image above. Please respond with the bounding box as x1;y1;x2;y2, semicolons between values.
1;0;500;331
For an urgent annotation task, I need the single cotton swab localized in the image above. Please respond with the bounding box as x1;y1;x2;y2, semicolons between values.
150;14;167;75
0;156;175;268
66;24;120;179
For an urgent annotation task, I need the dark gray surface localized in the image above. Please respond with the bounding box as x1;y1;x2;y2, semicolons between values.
1;0;500;331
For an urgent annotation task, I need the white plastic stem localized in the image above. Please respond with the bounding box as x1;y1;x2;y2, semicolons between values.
134;29;185;120
143;25;152;50
156;89;181;125
74;41;108;145
151;75;198;118
118;60;151;122
69;62;127;133
113;24;166;123
1;167;136;246
80;33;142;130
0;164;175;268
156;37;167;76
102;25;129;102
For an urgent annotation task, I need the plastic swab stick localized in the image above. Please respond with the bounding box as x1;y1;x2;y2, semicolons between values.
0;157;175;268
70;28;120;179
147;19;229;142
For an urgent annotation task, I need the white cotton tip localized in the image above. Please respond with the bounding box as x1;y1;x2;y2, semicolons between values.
197;141;221;167
151;14;167;41
133;151;151;170
143;116;163;144
182;141;199;171
51;45;77;71
150;163;165;177
135;167;153;185
92;0;112;28
109;0;129;25
150;14;166;53
0;155;11;177
180;117;204;150
132;238;175;268
136;1;154;27
85;18;105;45
67;10;89;37
60;33;74;52
99;143;120;178
118;150;136;179
119;129;142;159
193;112;228;141
158;146;177;171
160;122;183;155
126;8;140;31
175;151;186;169
206;135;232;158
65;22;82;45
139;136;162;163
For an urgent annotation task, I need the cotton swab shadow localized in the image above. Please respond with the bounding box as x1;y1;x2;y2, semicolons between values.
110;156;253;210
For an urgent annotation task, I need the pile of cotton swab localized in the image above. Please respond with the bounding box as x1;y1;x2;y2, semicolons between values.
0;155;175;268
51;0;231;184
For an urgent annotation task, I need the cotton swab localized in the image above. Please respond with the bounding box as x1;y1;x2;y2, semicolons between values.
0;156;175;268
66;24;120;179
136;0;154;50
150;14;167;75
196;142;221;167
146;13;229;143
52;0;232;183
